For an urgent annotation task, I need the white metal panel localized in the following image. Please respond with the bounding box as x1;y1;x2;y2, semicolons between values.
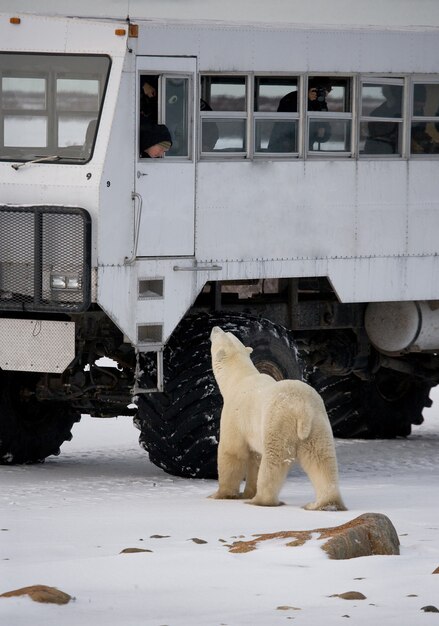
0;319;75;373
98;63;135;266
4;0;439;29
196;161;357;262
356;161;408;257
97;259;199;345
407;161;439;256
0;13;127;55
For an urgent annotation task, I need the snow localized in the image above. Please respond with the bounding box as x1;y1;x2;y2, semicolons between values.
1;393;439;625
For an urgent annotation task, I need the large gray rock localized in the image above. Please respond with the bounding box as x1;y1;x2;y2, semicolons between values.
321;512;400;559
228;512;400;559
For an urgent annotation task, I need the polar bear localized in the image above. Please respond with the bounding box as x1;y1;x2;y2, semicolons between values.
209;326;346;510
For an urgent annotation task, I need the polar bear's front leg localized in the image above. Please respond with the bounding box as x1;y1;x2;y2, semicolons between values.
209;447;247;500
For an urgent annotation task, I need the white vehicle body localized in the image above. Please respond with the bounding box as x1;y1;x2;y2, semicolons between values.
1;1;439;471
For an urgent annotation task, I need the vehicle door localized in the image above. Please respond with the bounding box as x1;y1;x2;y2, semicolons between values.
135;56;196;257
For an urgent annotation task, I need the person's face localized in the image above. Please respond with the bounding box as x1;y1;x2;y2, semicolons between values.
146;144;168;158
308;86;331;101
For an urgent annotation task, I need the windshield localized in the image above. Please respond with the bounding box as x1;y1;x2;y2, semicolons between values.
0;53;111;164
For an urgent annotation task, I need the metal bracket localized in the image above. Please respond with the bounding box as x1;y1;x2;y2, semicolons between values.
132;348;164;396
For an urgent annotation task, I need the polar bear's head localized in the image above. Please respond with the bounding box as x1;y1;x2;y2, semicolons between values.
210;327;254;385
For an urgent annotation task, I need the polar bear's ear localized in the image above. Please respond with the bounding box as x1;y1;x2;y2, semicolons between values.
246;347;253;355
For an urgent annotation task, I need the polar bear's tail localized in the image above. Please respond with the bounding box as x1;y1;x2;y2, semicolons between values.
269;380;320;441
296;412;313;441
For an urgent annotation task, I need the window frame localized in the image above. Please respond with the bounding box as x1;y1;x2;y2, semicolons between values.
0;52;111;164
305;75;354;157
252;74;301;158
138;71;194;162
358;76;406;159
409;78;439;158
197;72;439;161
199;73;249;159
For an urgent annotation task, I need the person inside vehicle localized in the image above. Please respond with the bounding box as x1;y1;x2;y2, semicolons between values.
268;78;332;152
411;84;439;154
141;123;173;158
364;85;402;154
140;76;159;125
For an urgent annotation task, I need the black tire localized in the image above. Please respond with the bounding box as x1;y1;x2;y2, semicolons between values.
0;370;81;464
134;312;302;478
307;366;432;438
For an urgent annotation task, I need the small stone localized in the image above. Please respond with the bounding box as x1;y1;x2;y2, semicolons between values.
120;548;153;554
150;534;170;539
331;591;367;600
0;585;72;605
406;594;418;597
276;606;301;611
189;538;208;544
421;606;439;613
432;566;439;574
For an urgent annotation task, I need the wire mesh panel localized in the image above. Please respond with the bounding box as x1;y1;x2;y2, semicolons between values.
0;206;91;313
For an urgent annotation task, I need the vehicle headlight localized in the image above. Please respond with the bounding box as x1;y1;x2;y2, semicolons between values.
50;273;82;290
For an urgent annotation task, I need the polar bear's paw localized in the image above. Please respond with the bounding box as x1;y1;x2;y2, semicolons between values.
245;496;285;507
208;490;242;500
303;500;347;511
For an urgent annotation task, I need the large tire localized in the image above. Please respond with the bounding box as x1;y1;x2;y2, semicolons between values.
0;370;81;464
308;366;432;438
134;312;302;478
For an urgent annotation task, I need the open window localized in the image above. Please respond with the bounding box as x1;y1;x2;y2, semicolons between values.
0;53;110;163
360;79;404;156
139;73;191;159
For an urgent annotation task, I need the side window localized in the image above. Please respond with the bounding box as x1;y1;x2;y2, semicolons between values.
2;77;48;148
200;75;247;154
307;76;352;154
139;74;191;159
254;76;299;154
360;80;404;156
410;83;439;155
1;54;110;163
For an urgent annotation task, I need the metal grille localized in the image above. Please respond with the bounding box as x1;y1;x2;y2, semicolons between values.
0;205;91;313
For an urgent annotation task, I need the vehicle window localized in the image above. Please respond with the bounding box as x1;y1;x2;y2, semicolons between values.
360;81;404;156
307;77;352;154
254;76;299;154
200;75;247;154
410;83;439;155
0;54;110;163
138;74;191;160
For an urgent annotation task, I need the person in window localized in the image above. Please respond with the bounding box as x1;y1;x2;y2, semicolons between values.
268;79;332;152
200;97;219;151
140;76;159;124
364;85;402;154
411;84;439;154
141;123;172;158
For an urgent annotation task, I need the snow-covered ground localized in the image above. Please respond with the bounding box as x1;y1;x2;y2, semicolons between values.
1;392;438;625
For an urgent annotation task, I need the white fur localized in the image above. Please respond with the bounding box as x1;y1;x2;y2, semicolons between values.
209;326;346;510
